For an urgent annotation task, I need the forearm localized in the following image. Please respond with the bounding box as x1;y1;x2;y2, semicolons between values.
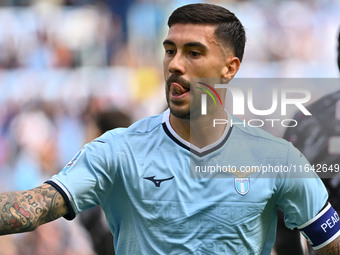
0;184;68;235
317;237;340;255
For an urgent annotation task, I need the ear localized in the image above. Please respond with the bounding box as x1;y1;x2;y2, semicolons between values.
221;56;240;80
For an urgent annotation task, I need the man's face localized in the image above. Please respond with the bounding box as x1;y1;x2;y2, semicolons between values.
163;24;229;119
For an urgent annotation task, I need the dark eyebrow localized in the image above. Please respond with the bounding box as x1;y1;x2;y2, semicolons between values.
184;42;207;50
163;40;207;51
163;39;175;46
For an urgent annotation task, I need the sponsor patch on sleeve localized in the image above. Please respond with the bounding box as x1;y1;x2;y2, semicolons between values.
64;148;85;168
298;203;340;250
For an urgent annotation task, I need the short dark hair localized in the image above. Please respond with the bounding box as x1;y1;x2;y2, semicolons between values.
167;3;246;62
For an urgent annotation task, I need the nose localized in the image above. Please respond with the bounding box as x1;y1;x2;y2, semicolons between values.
168;53;185;75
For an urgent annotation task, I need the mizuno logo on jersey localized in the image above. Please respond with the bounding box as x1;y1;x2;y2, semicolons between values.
143;176;174;187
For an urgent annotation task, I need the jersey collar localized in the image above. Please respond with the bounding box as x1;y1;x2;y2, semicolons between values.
162;109;232;157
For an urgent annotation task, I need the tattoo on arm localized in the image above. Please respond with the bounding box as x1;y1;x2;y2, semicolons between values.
317;237;340;255
0;184;68;235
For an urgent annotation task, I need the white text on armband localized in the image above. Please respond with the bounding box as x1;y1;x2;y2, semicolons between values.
298;203;340;250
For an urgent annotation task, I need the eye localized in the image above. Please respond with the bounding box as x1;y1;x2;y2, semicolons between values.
165;49;176;56
189;51;202;58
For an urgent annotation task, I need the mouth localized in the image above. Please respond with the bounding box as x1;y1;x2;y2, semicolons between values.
170;82;190;97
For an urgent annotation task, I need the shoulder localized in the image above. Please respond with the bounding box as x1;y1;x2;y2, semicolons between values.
308;89;340;112
96;113;164;140
228;115;309;173
290;89;340;123
283;89;340;143
230;115;290;149
124;112;164;134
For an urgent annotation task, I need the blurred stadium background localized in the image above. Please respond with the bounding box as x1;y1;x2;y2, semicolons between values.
0;0;339;254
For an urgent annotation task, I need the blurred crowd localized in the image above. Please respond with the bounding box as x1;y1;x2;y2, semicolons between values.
0;0;339;254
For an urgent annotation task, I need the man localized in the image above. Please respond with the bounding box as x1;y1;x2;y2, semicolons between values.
281;29;340;254
284;29;340;211
0;4;339;254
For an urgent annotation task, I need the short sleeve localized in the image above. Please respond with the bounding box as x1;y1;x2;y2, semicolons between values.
276;144;328;229
47;131;116;218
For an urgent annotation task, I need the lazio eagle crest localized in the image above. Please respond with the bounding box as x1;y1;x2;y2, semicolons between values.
234;177;250;195
231;168;256;195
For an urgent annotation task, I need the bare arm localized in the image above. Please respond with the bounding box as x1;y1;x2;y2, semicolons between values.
317;236;340;255
0;183;68;235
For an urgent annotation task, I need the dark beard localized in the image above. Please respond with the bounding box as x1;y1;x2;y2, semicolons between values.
166;92;202;120
169;106;190;119
165;74;191;119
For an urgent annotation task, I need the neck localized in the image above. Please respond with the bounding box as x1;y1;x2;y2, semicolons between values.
169;109;228;148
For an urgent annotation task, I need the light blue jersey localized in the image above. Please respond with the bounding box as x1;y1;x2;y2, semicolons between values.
48;109;329;254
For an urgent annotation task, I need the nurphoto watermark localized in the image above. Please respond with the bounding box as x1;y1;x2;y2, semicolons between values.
189;78;339;179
